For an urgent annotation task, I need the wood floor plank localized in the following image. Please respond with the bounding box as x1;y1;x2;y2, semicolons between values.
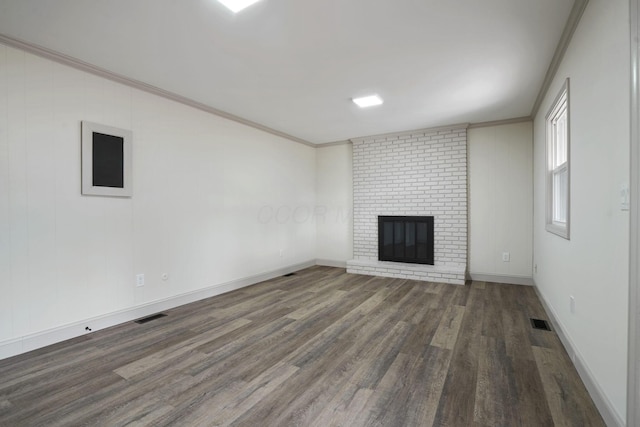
114;318;252;380
430;304;465;350
285;289;349;320
83;396;174;427
400;307;445;356
212;363;300;426
511;357;555;426
0;345;102;394
0;335;93;374
0;400;13;415
473;335;519;426
533;345;605;426
330;387;374;427
363;345;452;427
433;285;484;426
481;283;505;339
121;404;176;427
350;285;396;315
155;362;300;426
409;346;453;427
2;372;124;424
306;381;366;427
18;342;209;425
502;307;536;361
0;268;607;426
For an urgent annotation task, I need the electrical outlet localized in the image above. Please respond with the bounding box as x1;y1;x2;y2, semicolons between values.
502;252;510;262
570;295;575;314
534;264;537;274
279;249;283;257
136;274;144;287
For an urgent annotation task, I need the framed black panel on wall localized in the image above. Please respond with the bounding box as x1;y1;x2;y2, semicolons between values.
81;121;132;197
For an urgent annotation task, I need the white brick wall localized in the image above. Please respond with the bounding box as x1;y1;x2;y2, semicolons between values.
347;126;468;284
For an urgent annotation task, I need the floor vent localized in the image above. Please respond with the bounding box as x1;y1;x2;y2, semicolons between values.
135;313;167;324
530;318;551;331
283;273;295;277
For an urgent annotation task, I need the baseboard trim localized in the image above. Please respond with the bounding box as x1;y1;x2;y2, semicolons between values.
532;282;625;427
0;260;316;361
469;273;534;286
315;259;347;268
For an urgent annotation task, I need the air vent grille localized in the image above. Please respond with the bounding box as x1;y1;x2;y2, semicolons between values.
135;313;167;324
530;318;551;331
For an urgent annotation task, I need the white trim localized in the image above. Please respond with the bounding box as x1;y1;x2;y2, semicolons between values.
0;260;315;361
533;282;625;427
629;0;640;424
0;34;316;148
315;259;348;268
531;0;589;117
316;140;352;148
469;273;534;286
467;116;532;129
545;79;571;240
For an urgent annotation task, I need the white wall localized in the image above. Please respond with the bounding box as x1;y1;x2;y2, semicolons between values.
469;122;533;283
533;0;629;422
0;44;316;349
315;143;353;265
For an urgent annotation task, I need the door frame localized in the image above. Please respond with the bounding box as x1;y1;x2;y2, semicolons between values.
629;0;640;425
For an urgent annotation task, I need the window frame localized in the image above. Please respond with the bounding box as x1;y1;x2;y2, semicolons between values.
545;79;570;239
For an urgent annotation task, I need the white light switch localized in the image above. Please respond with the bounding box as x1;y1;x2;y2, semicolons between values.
136;274;145;287
621;183;630;211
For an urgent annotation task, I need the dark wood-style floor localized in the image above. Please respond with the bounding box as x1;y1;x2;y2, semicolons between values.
0;266;604;426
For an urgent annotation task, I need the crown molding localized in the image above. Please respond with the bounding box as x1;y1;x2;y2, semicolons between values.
0;33;317;148
467;116;532;129
530;0;589;118
316;140;352;148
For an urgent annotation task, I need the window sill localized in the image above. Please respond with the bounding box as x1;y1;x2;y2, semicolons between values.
546;222;569;240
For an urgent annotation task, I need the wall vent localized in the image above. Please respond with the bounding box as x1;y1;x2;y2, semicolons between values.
530;318;551;331
134;313;167;324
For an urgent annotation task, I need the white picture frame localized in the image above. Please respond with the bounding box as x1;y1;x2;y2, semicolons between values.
81;121;132;197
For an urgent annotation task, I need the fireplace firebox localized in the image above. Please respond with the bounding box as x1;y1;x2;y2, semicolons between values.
378;216;434;265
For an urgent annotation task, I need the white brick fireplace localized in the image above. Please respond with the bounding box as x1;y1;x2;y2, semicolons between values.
346;126;468;285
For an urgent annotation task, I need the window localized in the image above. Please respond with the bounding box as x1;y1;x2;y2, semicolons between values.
546;79;570;239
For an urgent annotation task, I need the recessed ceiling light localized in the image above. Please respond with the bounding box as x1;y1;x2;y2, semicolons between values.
217;0;262;13
353;94;383;108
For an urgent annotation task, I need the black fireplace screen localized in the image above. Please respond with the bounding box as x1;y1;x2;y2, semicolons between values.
378;216;434;265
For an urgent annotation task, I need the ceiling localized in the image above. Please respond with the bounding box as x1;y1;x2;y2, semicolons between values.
0;0;574;144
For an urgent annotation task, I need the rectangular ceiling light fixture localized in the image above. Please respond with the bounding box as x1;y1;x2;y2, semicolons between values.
217;0;262;13
353;94;383;108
